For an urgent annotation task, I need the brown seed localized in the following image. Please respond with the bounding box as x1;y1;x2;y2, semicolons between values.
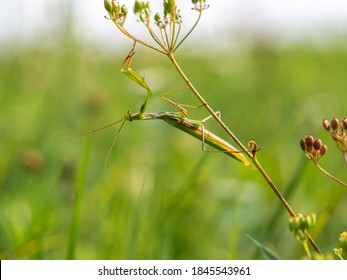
313;138;322;151
300;139;306;151
331;117;339;131
320;144;327;156
341;117;347;130
305;134;314;147
322;119;330;131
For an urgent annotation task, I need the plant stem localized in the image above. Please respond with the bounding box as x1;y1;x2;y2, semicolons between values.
314;162;347;187
173;10;202;52
113;22;167;55
167;51;322;255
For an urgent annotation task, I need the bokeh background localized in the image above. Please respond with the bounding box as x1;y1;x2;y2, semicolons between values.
1;0;347;259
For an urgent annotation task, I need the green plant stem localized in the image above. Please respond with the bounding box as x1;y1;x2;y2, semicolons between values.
113;22;167;55
173;10;202;52
314;162;347;187
167;51;322;255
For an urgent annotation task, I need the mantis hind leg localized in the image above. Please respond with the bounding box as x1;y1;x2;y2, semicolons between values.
160;86;207;117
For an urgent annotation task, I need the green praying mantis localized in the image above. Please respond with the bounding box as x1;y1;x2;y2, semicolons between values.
74;46;251;166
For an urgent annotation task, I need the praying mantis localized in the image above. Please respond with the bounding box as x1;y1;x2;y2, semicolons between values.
75;46;251;166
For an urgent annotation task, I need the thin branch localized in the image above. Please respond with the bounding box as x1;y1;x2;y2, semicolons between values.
173;10;202;52
314;162;347;187
167;51;322;255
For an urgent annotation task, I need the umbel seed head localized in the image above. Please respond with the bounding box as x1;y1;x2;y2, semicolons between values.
300;135;327;160
288;213;316;242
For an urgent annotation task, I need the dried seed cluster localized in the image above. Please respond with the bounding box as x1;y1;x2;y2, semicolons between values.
323;117;347;152
300;134;327;161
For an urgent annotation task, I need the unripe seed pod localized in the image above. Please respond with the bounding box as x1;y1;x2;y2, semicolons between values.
168;0;176;8
134;0;142;13
305;134;314;148
288;220;294;232
313;138;322;151
300;139;306;152
331;117;339;131
192;0;198;3
140;13;146;23
164;1;169;16
322;119;330;131
145;8;150;17
112;0;120;13
298;215;307;230
154;12;161;22
290;216;301;231
104;0;113;13
121;5;128;16
305;215;313;229
296;230;306;241
320;144;327;156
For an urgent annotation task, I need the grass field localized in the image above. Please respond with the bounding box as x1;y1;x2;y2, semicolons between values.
1;33;347;259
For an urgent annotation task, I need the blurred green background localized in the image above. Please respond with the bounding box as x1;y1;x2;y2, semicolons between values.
1;2;347;260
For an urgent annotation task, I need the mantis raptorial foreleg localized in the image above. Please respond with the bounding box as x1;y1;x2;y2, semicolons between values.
68;43;250;166
120;42;152;116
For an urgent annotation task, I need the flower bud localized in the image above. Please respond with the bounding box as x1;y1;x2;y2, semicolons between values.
331;117;339;131
145;8;150;17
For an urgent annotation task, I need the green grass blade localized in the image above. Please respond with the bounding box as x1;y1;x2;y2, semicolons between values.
247;235;281;260
66;136;91;259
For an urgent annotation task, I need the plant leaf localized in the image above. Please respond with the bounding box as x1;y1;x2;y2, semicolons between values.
247;235;281;260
